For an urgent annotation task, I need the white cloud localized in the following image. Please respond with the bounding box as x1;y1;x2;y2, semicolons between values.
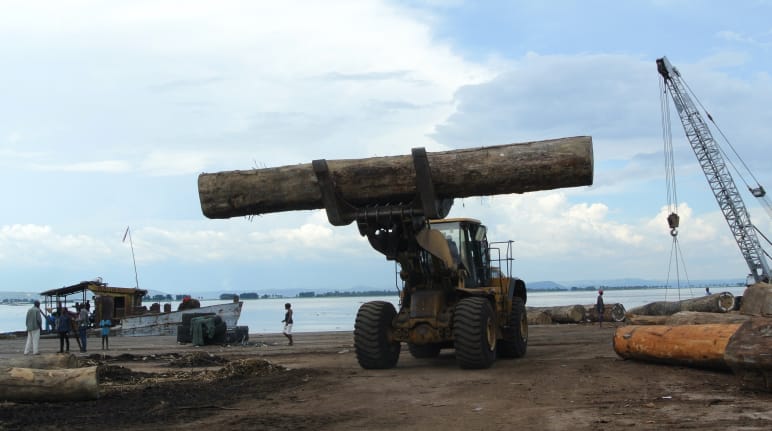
0;224;113;265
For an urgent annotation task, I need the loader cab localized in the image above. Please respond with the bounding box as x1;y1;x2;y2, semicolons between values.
430;218;491;288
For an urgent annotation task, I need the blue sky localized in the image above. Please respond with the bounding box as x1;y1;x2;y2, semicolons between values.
1;0;771;294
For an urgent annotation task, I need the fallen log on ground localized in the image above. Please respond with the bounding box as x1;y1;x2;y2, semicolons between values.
724;318;772;391
626;292;735;316
527;310;553;325
739;282;772;317
198;136;594;219
0;366;99;402
614;318;772;391
665;311;751;326
583;303;626;322
613;324;740;370
528;305;586;324
0;353;79;369
624;314;669;325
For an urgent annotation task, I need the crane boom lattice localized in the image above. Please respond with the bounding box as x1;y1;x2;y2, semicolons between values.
657;56;770;283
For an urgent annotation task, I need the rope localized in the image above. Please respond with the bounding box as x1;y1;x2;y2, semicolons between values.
660;76;694;299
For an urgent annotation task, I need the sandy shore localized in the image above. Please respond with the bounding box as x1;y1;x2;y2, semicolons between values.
1;324;771;430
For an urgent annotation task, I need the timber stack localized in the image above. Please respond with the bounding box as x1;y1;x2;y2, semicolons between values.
614;282;772;392
626;291;735;317
198;136;594;220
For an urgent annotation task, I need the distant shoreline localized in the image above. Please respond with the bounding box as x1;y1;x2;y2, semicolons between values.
0;282;747;304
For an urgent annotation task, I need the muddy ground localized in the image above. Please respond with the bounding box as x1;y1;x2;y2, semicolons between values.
1;324;771;431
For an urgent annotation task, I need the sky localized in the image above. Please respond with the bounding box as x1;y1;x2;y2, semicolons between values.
2;0;771;295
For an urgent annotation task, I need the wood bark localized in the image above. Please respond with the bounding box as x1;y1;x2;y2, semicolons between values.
583;303;626;322
724;317;772;391
198;136;594;219
665;311;751;326
739;282;772;317
0;366;98;402
614;318;772;391
624;314;669;325
613;324;741;370
527;310;553;325
528;305;586;324
0;353;79;369
626;292;735;316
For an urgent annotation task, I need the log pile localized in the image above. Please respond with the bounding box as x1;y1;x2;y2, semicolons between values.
198;136;594;220
527;310;553;325
739;283;772;317
528;305;586;324
626;291;735;317
0;354;99;402
614;318;772;391
583;303;626;322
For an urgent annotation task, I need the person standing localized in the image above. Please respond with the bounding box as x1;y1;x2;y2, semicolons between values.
24;300;43;355
282;303;294;346
99;318;111;350
78;304;89;352
596;289;605;328
57;307;71;353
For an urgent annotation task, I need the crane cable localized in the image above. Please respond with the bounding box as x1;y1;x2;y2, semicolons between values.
659;78;694;300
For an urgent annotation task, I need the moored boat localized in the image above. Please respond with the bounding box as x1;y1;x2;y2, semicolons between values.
40;280;243;337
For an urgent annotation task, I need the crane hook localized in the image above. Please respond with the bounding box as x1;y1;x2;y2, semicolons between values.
667;212;680;237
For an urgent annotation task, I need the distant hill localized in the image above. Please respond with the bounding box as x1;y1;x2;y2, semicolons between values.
527;281;567;290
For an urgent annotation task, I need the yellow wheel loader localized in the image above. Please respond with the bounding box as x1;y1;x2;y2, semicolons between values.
314;149;528;369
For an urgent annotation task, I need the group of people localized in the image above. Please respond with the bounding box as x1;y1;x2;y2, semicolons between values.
24;300;112;355
25;300;297;354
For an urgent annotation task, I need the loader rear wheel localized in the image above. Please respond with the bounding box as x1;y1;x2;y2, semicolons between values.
354;301;400;369
408;343;442;358
497;297;528;358
453;297;496;369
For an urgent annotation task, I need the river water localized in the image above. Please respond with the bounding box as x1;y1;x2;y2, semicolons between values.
0;286;748;334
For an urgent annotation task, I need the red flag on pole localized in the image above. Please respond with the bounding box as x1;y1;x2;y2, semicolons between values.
122;226;130;243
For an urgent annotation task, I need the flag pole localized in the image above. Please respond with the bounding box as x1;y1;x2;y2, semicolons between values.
123;226;140;289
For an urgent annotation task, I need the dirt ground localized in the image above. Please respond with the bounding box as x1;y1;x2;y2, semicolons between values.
1;324;771;431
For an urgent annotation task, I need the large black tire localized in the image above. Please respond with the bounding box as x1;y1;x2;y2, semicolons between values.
408;343;442;358
453;297;497;369
354;301;401;369
497;297;528;358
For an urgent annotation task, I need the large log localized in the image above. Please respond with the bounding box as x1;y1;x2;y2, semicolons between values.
739;283;772;317
0;366;99;402
198;136;594;219
613;324;741;370
724;318;772;391
0;353;79;369
528;305;586;324
527;310;553;325
614;318;772;392
624;314;669;325
583;303;626;322
665;311;751;326
626;292;735;316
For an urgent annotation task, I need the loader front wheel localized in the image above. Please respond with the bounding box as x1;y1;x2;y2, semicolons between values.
453;297;496;369
354;301;401;369
497;297;528;358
